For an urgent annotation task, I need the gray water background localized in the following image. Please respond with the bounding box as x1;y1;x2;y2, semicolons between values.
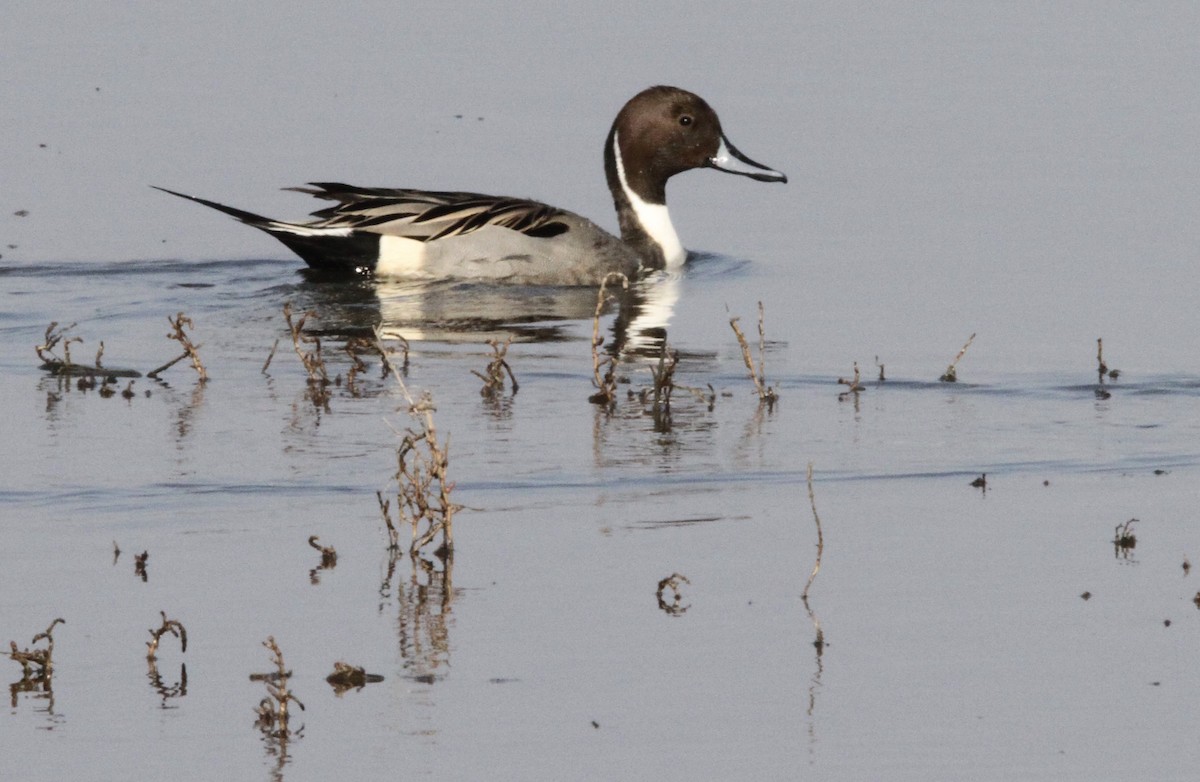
3;3;1200;780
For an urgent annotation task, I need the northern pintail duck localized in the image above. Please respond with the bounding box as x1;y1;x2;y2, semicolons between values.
156;85;786;285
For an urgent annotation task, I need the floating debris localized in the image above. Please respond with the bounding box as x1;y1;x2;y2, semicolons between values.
970;474;988;490
1113;519;1137;560
325;662;384;695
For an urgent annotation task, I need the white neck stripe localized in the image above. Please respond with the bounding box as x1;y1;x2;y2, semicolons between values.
613;131;685;267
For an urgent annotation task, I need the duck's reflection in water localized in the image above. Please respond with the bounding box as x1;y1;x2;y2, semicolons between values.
290;270;681;358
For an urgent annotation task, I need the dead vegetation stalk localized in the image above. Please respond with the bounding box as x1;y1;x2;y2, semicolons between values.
283;302;329;406
7;618;65;678
938;332;976;383
148;312;207;382
472;336;519;397
374;326;461;557
145;611;187;661
253;636;304;737
729;302;777;405
35;321;81;369
802;463;824;602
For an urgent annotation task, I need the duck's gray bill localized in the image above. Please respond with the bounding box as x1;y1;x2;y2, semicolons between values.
709;135;787;183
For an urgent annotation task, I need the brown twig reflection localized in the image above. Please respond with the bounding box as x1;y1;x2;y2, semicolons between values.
146;660;188;709
802;464;826;724
385;550;455;683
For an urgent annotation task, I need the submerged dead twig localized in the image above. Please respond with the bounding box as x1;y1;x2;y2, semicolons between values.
1096;338;1120;383
308;535;338;584
1113;518;1138;560
589;272;628;408
471;336;519;397
656;573;691;616
939;332;975;383
148;313;207;382
7;618;65;678
729;302;777;406
145;611;187;661
261;338;280;374
837;362;864;401
253;636;304;737
308;535;337;568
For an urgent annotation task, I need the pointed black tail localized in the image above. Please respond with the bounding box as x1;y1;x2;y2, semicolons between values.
153;186;380;277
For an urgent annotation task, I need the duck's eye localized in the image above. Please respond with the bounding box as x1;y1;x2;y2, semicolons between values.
679;115;693;127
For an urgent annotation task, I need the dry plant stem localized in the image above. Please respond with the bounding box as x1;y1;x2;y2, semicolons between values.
283;302;328;383
376;490;401;550
343;337;374;395
262;338;280;374
145;611;188;660
148;313;207;381
255;636;304;735
939;332;976;383
471;337;519;396
308;535;338;567
35;321;81;366
838;362;863;399
802;463;824;602
373;326;461;555
729;305;777;403
8;618;65;677
589;272;628;406
756;301;769;384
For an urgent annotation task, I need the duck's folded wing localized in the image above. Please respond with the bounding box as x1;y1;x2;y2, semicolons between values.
289;183;570;241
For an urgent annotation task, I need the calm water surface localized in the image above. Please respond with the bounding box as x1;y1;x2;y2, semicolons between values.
4;4;1200;781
